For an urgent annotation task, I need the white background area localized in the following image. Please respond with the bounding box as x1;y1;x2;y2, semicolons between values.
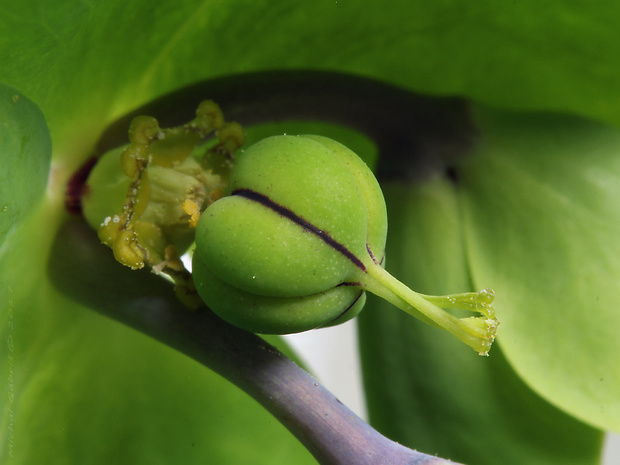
283;321;620;465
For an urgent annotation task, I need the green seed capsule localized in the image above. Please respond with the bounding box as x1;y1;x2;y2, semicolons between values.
83;98;498;353
192;255;367;334
193;134;499;355
193;135;386;333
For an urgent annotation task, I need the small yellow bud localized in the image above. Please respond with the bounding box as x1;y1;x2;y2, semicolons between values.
128;115;161;144
164;245;185;272
195;100;224;131
216;122;245;153
113;229;146;269
182;199;201;227
98;215;123;246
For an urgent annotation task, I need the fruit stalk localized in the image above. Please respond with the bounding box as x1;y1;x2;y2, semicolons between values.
359;263;499;355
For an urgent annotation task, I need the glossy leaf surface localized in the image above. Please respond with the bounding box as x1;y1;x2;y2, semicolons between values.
0;84;51;248
359;180;603;464
460;107;620;432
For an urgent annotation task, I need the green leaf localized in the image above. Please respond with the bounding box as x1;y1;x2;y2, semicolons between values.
3;1;620;151
0;210;315;465
358;179;603;464
460;107;620;433
4;296;316;465
0;83;51;250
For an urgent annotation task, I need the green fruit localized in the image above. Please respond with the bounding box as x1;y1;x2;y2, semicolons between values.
192;255;367;334
193;135;385;333
193;134;499;355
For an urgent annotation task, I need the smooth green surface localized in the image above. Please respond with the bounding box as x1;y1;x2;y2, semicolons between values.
4;288;315;465
0;205;316;465
193;135;382;333
197;136;368;296
0;84;51;250
3;0;620;141
197;194;357;296
359;180;603;465
80;146;129;230
460;107;620;433
193;253;365;334
302;135;388;257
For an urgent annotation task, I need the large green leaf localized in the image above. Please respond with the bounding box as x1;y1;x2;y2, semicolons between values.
0;205;315;464
359;180;603;464
3;292;316;465
460;107;620;433
4;0;620;149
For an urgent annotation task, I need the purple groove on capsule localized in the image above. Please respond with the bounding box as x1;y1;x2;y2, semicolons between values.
232;188;367;271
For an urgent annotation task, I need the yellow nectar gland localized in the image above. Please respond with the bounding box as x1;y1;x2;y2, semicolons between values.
182;199;201;228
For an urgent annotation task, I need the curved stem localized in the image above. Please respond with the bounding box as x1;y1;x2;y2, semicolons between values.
49;219;461;465
69;70;475;214
93;70;475;177
62;70;478;463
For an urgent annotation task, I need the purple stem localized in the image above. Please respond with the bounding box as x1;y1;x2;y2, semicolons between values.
59;70;475;464
49;220;461;465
